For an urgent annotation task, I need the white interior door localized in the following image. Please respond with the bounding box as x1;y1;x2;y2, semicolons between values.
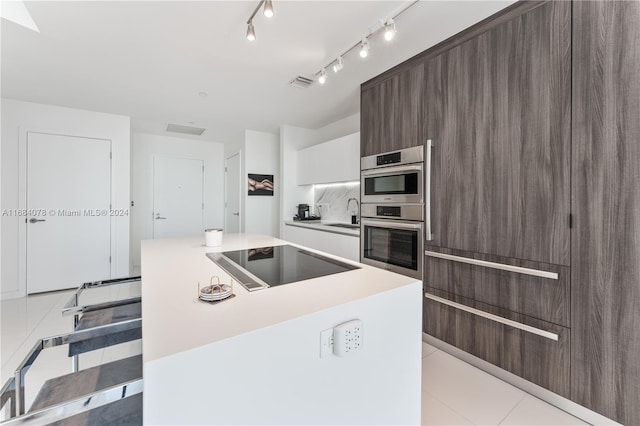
153;156;204;238
26;132;111;294
225;153;241;233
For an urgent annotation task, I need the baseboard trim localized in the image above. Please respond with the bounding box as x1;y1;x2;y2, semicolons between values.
422;333;621;426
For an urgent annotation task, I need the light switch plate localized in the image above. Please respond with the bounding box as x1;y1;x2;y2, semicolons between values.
320;328;333;358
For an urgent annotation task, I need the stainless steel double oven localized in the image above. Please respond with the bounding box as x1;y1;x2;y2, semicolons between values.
360;144;431;279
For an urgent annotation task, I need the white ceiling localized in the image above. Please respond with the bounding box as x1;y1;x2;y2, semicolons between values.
1;1;515;143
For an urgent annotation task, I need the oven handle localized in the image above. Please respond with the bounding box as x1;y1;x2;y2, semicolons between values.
425;139;434;241
361;219;424;230
361;163;423;178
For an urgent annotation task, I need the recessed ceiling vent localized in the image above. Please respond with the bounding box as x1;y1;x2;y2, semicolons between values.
289;75;314;89
166;124;206;136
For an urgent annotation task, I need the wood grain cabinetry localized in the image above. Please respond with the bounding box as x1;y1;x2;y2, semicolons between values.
362;0;640;422
424;247;569;327
424;289;570;397
571;1;640;424
424;0;571;266
420;0;572;397
360;65;424;157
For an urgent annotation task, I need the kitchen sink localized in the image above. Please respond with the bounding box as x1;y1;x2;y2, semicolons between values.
326;223;360;229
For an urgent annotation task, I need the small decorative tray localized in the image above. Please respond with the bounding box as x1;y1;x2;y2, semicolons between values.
198;276;235;304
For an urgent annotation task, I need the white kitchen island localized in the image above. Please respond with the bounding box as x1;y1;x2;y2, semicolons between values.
141;234;422;425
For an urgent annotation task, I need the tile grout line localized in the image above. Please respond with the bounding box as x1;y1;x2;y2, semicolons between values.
422;348;439;359
422;388;477;426
496;393;527;425
2;291;72;376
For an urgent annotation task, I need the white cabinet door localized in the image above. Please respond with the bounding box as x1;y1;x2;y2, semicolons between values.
297;133;359;185
297;147;319;185
283;225;360;262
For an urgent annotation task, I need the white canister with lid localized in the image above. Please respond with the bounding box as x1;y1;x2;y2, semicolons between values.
205;228;223;247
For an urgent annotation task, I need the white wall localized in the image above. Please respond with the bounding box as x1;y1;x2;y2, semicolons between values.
1;98;130;299
279;125;316;237
312;113;360;145
130;132;224;268
244;130;279;237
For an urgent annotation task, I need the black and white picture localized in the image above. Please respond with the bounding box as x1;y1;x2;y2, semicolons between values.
247;173;274;196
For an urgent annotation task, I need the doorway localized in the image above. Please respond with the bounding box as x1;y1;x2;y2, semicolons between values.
152;156;204;239
26;132;112;294
225;152;241;233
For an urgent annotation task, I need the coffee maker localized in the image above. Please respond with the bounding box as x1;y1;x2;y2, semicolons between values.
294;204;320;221
296;204;310;219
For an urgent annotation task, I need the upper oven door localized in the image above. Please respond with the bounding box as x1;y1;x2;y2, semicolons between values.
360;219;424;280
361;164;423;204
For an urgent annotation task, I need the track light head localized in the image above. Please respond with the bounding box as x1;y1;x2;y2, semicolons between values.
359;38;369;58
333;56;344;73
246;21;256;41
318;69;327;84
384;18;396;41
263;0;274;18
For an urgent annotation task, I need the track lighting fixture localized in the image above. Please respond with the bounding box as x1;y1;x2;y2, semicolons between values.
333;56;344;73
318;69;327;84
359;38;369;58
384;18;397;41
246;21;256;41
244;0;275;41
309;1;418;88
263;0;274;18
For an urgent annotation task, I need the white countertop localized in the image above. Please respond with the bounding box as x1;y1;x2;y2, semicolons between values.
283;220;359;236
141;233;417;363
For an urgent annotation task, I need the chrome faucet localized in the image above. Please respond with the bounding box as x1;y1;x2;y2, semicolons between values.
347;198;360;224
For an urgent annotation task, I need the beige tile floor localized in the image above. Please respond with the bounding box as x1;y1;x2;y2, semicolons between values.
420;342;588;425
2;289;588;425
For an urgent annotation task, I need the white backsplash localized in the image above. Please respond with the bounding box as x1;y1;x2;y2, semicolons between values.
314;184;360;223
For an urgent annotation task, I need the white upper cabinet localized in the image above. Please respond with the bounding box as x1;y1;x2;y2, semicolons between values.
297;132;360;185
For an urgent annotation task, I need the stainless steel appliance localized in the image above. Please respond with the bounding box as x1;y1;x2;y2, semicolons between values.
361;145;424;204
360;205;424;279
207;244;360;292
360;145;428;279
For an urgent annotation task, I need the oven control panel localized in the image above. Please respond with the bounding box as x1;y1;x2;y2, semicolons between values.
376;151;401;166
361;204;424;222
376;206;402;217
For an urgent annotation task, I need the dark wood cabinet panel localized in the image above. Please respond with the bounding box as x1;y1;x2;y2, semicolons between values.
571;1;640;424
360;65;425;157
503;319;570;398
424;289;569;396
424;246;570;327
424;291;503;367
423;1;571;265
360;86;379;158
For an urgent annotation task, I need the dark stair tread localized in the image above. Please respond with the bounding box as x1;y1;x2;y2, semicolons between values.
76;302;141;330
42;394;142;426
69;303;142;356
30;355;142;412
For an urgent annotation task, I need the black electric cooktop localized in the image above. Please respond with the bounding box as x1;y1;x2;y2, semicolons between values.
206;244;360;291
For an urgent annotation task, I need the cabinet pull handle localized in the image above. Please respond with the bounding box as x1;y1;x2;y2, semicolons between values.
425;293;559;341
425;139;434;241
425;251;558;280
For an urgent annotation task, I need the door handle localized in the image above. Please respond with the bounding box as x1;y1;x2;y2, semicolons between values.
29;218;46;224
232;212;240;216
425;139;434;241
155;214;166;220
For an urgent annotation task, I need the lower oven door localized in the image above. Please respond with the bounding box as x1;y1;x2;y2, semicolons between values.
360;219;423;279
